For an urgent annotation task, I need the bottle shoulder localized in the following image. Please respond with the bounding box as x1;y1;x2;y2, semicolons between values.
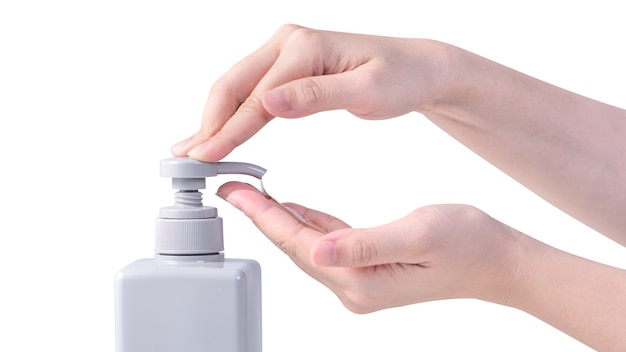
115;256;260;281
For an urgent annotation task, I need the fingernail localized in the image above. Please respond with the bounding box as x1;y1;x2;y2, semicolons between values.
313;240;337;266
170;136;193;154
216;190;240;209
215;186;232;202
215;190;229;201
263;88;291;113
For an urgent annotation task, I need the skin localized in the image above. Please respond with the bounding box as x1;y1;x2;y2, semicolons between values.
171;24;626;350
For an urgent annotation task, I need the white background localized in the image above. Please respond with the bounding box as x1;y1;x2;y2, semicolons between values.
1;1;625;351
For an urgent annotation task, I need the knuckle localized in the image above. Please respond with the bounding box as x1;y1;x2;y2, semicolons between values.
268;227;307;265
247;202;300;261
274;236;297;258
210;75;235;97
351;237;376;266
288;27;323;46
274;23;303;39
281;27;326;57
250;226;301;266
195;126;212;140
274;25;326;52
237;96;273;122
208;130;239;153
299;78;325;106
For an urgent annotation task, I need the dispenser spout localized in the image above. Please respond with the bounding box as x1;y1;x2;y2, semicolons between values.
216;162;266;179
160;157;266;190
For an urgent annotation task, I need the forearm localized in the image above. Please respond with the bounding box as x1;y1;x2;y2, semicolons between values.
420;42;626;243
504;233;626;351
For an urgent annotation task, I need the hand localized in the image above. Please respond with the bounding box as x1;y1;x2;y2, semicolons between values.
217;181;522;312
171;24;451;162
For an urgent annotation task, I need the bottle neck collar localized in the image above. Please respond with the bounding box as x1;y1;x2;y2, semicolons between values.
155;252;225;263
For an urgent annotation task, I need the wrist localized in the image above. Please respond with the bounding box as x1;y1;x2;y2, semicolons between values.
479;228;532;308
466;223;541;308
416;41;515;132
415;40;475;114
399;39;460;114
492;233;626;350
483;230;553;309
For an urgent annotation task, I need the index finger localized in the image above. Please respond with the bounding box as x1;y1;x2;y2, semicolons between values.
216;181;323;266
189;25;351;161
176;25;306;161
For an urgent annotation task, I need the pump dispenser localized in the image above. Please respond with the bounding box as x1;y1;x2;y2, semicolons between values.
115;157;264;352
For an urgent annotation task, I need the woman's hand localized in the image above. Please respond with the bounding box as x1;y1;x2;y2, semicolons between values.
179;24;626;349
217;181;626;350
172;24;626;243
171;24;451;162
217;181;521;312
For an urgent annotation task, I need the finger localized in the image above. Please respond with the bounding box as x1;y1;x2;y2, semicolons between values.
188;27;378;161
188;27;339;161
311;213;428;268
281;202;351;233
261;31;408;120
216;181;322;265
171;24;304;159
262;70;374;119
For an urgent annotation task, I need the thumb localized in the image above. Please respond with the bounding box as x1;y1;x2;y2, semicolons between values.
262;72;365;118
311;223;420;268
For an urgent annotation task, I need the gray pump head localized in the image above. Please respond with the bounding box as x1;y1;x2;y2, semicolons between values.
160;157;266;190
154;157;266;255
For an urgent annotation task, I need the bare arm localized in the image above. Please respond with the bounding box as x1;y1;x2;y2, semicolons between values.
173;25;626;349
173;26;626;243
510;232;626;351
420;44;626;244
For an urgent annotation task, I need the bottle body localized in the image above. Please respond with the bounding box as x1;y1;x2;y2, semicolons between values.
115;254;262;352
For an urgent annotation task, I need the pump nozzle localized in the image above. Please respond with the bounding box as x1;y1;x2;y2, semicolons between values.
160;157;266;191
155;157;266;255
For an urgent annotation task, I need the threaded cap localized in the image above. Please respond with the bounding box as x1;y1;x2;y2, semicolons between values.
155;217;224;255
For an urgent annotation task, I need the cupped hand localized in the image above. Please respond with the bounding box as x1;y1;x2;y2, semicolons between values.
172;24;451;162
217;181;522;313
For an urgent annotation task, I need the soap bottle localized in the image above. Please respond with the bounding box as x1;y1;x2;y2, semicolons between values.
115;157;265;352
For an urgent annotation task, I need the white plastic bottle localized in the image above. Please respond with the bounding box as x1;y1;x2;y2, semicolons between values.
115;157;265;352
